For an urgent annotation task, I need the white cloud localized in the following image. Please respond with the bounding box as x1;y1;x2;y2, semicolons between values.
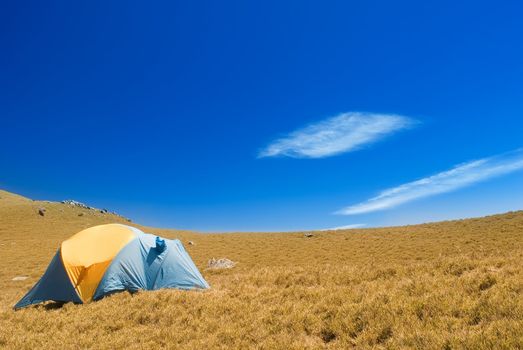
336;149;523;215
258;112;417;158
321;223;366;231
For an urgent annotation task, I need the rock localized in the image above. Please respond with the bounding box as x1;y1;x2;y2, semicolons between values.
188;241;195;246
62;200;91;209
78;213;84;217
12;276;28;281
62;199;131;221
207;258;235;269
304;232;314;238
38;207;46;216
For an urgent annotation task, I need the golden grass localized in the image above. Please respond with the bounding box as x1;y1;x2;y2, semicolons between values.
0;189;522;349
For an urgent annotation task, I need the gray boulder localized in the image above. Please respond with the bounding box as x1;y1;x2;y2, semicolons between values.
207;258;235;269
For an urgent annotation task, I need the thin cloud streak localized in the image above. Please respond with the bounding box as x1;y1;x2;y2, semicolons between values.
337;149;523;215
321;224;366;231
258;112;417;158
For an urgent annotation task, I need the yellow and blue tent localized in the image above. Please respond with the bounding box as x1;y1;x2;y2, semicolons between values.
14;224;209;309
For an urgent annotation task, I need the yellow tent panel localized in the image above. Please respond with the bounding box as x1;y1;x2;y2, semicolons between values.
60;224;136;302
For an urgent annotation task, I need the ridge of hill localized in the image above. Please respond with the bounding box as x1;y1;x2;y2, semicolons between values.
0;189;522;349
0;189;32;206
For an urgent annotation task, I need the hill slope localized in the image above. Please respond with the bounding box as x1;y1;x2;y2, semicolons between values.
0;190;522;349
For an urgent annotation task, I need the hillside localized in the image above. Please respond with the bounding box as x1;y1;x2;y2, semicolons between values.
0;190;522;349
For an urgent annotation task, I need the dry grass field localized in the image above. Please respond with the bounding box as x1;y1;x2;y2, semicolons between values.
0;189;522;349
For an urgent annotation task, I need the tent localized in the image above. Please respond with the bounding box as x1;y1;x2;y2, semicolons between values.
14;224;209;309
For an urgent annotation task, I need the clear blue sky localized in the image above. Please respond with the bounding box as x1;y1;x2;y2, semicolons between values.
1;1;523;231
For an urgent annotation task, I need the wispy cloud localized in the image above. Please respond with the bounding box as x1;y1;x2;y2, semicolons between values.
336;149;523;215
321;223;366;231
258;112;417;159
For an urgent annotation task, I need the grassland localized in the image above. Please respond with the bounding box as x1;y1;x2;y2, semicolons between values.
0;189;522;349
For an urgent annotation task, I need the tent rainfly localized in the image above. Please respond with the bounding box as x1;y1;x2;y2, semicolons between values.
15;224;209;309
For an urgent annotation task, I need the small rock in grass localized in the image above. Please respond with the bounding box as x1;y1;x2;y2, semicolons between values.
38;208;46;216
188;241;195;246
304;232;314;238
207;258;235;269
12;276;28;281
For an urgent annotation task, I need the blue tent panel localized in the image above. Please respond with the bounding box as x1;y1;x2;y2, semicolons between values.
92;238;147;298
155;240;210;290
93;231;208;300
14;250;82;309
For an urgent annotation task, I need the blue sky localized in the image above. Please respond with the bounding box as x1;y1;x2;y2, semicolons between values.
1;1;523;231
